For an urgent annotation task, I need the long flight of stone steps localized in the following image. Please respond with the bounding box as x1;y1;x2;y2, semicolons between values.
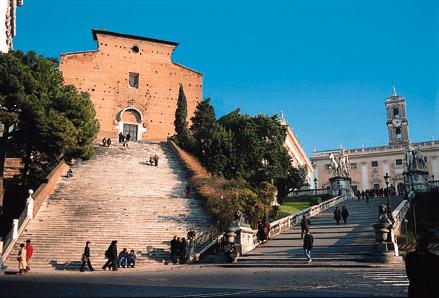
234;196;404;268
4;141;212;271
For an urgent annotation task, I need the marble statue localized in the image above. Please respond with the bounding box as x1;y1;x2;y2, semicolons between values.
328;148;350;177
405;143;427;172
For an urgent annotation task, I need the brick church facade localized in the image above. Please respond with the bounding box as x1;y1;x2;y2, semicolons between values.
60;29;203;141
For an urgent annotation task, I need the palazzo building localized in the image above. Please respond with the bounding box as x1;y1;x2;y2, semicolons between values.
311;88;439;193
279;113;313;185
60;29;203;141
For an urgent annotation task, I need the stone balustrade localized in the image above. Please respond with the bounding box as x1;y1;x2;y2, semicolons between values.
234;195;350;257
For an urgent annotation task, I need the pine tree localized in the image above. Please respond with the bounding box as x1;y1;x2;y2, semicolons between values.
0;51;99;190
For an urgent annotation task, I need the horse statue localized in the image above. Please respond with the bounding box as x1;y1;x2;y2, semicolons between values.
329;152;339;176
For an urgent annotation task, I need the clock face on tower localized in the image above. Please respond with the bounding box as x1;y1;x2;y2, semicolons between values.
392;118;402;127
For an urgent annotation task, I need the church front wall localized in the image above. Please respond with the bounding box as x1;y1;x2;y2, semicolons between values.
59;32;203;141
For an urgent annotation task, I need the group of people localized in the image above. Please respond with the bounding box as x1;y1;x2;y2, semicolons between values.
257;219;271;243
147;154;160;167
102;137;112;147
170;230;197;265
356;187;397;200
333;206;349;225
118;132;131;149
16;239;33;274
100;240;137;271
78;240;137;272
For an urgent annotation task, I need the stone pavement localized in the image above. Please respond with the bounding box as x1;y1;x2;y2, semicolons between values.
4;141;212;271
234;196;404;268
0;266;408;297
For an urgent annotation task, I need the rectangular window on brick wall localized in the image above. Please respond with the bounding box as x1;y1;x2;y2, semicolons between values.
371;161;378;167
396;159;403;165
129;72;139;88
351;163;357;169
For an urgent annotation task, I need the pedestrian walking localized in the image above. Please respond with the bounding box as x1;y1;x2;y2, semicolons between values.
185;183;191;199
102;138;107;147
303;230;314;263
106;138;111;147
126;133;131;142
118;132;124;143
341;206;349;224
257;220;266;243
153;154;159;167
149;156;154;166
333;207;341;225
264;220;271;240
17;243;27;274
80;241;95;272
102;240;118;271
25;239;33;272
300;215;310;239
170;236;178;265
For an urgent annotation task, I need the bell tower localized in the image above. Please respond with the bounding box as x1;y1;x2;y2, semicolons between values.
385;86;409;145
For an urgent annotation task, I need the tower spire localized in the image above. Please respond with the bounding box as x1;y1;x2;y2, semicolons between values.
392;86;397;97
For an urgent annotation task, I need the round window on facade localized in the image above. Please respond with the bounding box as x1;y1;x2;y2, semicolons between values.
132;46;140;53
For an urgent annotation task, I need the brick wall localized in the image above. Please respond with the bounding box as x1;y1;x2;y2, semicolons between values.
32;161;69;218
60;31;203;141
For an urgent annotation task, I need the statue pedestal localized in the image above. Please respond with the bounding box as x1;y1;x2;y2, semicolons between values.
329;176;353;197
404;170;430;193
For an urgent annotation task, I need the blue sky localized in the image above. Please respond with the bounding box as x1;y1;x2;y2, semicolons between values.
14;0;438;155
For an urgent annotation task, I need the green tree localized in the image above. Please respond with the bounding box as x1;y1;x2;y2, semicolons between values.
174;84;193;149
190;98;216;156
0;51;98;188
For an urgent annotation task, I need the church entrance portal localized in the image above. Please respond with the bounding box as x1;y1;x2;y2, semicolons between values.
123;123;138;141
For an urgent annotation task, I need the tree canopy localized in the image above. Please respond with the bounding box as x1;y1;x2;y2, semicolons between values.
0;51;98;187
174;97;306;225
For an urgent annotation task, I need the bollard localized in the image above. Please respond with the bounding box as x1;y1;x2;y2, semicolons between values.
26;189;34;220
12;219;19;240
0;238;3;269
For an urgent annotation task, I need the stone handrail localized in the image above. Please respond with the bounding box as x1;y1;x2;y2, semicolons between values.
0;160;69;267
287;188;329;199
391;199;410;237
234;195;350;258
269;195;347;239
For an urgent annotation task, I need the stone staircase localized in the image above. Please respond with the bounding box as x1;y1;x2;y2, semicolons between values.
234;196;404;268
4;141;212;271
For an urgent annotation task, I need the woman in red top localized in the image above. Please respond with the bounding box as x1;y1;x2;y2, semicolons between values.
25;239;33;272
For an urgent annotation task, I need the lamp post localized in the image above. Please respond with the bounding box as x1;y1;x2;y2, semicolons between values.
314;177;318;195
403;218;409;246
384;172;390;207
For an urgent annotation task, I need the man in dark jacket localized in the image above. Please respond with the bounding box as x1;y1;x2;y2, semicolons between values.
102;240;118;271
303;230;314;263
80;241;94;272
170;236;178;265
405;235;439;297
300;215;310;239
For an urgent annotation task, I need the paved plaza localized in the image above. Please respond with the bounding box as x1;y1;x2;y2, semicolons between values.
0;266;407;297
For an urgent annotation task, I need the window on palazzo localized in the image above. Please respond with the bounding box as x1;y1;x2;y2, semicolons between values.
371;161;378;167
396;159;403;165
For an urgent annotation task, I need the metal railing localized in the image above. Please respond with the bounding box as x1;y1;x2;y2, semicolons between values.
430;180;439;189
190;225;224;260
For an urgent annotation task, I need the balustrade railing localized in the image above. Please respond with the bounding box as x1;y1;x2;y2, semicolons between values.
287;188;329;198
391;199;410;236
190;225;224;260
269;195;348;239
429;180;439;189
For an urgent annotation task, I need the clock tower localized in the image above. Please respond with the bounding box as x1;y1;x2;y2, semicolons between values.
385;86;409;145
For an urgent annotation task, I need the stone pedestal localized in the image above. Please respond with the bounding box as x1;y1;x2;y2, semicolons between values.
329;176;353;197
405;170;430;193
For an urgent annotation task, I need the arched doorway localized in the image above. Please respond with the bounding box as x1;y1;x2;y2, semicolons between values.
117;107;145;141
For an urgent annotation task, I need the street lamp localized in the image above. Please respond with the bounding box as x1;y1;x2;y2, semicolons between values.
384;172;390;207
314;177;318;195
403;218;409;245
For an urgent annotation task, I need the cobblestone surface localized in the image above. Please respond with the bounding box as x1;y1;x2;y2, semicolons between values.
0;266;408;297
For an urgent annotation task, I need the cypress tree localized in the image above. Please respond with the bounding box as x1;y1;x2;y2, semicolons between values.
174;84;191;148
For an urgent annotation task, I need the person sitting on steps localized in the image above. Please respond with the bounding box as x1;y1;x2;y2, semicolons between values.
127;250;137;268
